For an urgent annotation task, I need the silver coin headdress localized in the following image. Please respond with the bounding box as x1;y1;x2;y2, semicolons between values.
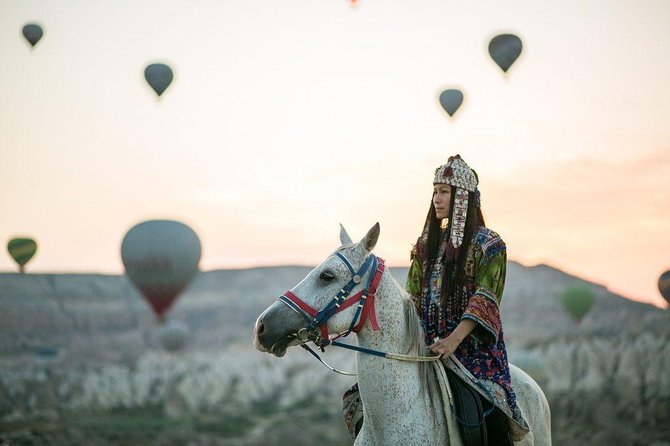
433;155;479;249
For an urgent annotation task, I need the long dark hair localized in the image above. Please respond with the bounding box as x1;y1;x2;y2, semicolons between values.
425;187;486;304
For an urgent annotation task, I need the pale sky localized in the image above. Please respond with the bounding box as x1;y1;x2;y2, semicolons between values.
1;0;669;307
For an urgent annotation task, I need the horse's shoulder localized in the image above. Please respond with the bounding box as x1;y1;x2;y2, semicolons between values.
509;364;547;405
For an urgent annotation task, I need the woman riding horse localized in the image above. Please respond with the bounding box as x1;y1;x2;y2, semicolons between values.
344;155;528;444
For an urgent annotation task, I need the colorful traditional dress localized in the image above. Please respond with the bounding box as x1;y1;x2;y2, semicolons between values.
406;225;530;437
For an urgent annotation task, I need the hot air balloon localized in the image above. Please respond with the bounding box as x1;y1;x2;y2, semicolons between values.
158;319;190;352
144;63;174;97
560;285;595;323
22;24;43;48
7;238;38;273
121;220;201;321
488;34;523;73
658;270;670;305
438;89;464;118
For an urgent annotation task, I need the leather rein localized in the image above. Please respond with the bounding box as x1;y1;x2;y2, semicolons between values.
275;252;440;376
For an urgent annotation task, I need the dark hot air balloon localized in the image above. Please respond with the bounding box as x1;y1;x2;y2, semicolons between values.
121;220;201;321
438;89;464;117
7;238;38;273
560;285;595;323
488;34;523;73
658;270;670;306
22;24;43;48
144;63;174;97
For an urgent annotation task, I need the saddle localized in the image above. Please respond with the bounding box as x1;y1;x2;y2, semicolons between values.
445;368;512;446
342;373;512;446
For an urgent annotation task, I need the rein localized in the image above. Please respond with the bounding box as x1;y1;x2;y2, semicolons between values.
274;249;494;430
276;252;441;376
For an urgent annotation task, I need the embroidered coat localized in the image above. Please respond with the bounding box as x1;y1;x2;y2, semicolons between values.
406;226;529;434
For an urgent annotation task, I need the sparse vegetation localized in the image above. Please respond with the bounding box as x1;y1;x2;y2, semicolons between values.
2;267;669;445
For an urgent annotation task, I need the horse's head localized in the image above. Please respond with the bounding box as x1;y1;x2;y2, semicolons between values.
254;223;380;357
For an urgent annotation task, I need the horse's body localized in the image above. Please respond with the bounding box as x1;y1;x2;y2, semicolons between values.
254;224;551;445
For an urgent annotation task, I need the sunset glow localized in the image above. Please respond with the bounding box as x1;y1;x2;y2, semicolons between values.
1;0;669;307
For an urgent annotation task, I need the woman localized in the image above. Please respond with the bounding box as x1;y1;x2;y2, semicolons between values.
343;155;528;443
406;154;527;443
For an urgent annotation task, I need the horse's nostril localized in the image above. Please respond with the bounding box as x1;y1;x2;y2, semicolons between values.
257;321;265;335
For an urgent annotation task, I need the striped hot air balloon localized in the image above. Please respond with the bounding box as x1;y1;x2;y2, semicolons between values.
121;220;201;321
7;238;38;273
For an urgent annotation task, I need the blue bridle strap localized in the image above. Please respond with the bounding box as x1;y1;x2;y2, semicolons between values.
340;256;378;338
334;251;357;276
306;253;375;335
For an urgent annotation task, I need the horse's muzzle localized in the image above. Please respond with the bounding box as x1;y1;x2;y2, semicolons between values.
253;301;306;357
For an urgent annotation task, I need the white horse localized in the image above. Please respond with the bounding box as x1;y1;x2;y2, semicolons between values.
254;223;551;445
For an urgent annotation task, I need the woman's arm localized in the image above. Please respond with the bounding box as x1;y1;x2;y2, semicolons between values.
429;318;477;358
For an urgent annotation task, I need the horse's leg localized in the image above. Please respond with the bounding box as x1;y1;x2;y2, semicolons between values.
509;364;552;446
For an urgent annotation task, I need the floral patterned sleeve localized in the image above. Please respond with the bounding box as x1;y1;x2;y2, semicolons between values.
405;249;423;311
461;234;507;344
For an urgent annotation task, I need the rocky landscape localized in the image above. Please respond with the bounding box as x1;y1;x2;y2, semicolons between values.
1;262;669;445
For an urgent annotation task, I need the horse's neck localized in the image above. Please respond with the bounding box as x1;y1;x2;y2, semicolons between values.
356;273;408;355
355;273;444;440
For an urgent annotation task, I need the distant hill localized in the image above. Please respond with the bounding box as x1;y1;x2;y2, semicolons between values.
1;262;669;446
1;261;667;360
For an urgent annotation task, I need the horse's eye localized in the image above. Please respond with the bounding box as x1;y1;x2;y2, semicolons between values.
319;271;335;282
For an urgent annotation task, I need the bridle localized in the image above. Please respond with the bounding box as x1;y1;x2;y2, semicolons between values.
278;251;384;350
274;250;440;376
273;249;493;428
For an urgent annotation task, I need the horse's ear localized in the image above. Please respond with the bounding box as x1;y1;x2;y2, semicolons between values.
340;223;354;246
359;222;380;253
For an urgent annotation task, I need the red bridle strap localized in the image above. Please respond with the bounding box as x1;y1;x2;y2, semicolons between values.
283;290;319;317
281;257;385;340
282;290;331;341
353;259;384;333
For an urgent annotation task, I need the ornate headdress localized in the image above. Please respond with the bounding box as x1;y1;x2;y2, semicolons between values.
412;154;480;266
433;154;479;249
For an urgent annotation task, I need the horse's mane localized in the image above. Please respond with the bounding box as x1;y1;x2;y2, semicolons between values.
400;290;426;357
390;278;440;399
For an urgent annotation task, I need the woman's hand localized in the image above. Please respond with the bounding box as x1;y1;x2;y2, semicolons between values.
429;319;477;358
429;335;460;358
